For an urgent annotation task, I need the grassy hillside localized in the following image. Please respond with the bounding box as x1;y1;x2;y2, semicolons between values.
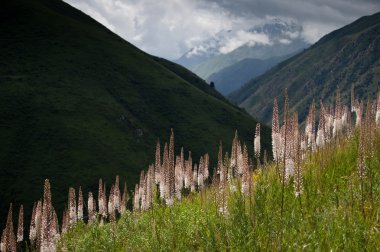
0;0;270;228
59;116;380;251
230;12;380;124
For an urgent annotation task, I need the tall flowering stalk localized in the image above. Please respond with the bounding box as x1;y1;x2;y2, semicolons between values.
242;144;250;195
341;105;348;132
29;202;37;245
254;123;261;166
305;100;315;150
352;87;363;127
68;187;77;227
281;90;290;215
333;87;342;137
120;182;128;214
139;172;145;210
192;164;198;192
114;176;121;214
160;143;168;199
358;119;367;214
34;201;42;246
133;184;140;211
166;129;175;206
364;100;375;161
142;166;154;210
316;101;325;148
155;140;161;185
61;208;68;234
293;114;303;198
51;209;60;242
203;154;209;185
139;171;145;203
236;141;243;176
77;187;83;221
184;152;192;189
108;186;115;222
175;156;183;200
98;179;105;219
41;179;56;252
376;92;380;125
198;157;204;190
2;204;16;252
88;192;96;223
180;147;185;184
17;205;23;243
231;131;238;177
272;98;281;162
217;142;224;182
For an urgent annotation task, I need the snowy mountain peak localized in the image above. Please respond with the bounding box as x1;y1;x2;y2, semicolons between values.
176;18;306;68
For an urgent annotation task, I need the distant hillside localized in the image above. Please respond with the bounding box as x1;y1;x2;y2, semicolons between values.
0;0;270;227
207;52;299;95
230;12;380;124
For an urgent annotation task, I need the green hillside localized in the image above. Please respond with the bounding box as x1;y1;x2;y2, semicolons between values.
0;0;270;227
229;12;380;124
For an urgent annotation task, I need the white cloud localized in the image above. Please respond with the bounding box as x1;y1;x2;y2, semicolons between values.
279;38;291;44
219;31;271;54
65;0;241;59
63;0;380;59
301;22;338;43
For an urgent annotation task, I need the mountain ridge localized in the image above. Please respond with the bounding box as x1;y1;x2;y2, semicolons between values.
229;12;380;124
176;19;309;81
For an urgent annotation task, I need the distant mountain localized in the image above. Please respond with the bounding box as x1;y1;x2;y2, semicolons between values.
175;30;232;68
176;19;309;79
0;0;271;227
229;12;380;124
207;51;300;95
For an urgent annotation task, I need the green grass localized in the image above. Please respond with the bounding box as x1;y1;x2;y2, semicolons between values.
59;129;380;251
0;0;270;228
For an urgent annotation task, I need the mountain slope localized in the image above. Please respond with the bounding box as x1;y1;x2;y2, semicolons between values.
0;0;270;225
230;12;380;124
207;52;299;95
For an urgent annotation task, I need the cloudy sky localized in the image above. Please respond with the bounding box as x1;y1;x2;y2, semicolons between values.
64;0;380;60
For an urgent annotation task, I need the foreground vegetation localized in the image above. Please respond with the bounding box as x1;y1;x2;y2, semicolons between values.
57;131;380;251
2;88;379;251
54;90;380;251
